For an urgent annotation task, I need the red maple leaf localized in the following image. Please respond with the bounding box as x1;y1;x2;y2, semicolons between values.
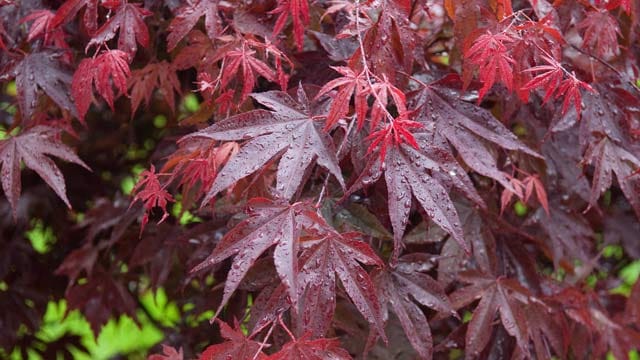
130;165;174;235
220;41;277;102
449;271;531;357
21;10;68;48
200;320;267;360
315;66;368;130
577;9;621;58
85;2;152;57
0;126;89;218
465;30;516;102
270;0;310;51
296;229;386;339
72;49;130;120
413;85;541;190
191;199;332;321
366;114;422;163
128;61;181;114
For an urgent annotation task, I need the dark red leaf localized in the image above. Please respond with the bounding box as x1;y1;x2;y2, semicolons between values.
85;2;152;57
0;126;89;218
373;262;455;359
128;61;181;114
51;0;99;33
184;89;344;203
166;0;221;51
267;336;352;359
200;320;267;360
10;51;77;119
148;345;183;360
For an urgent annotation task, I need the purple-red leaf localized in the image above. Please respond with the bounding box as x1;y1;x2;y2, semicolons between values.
184;90;345;203
167;0;221;51
86;3;152;57
11;51;77;119
0;126;90;218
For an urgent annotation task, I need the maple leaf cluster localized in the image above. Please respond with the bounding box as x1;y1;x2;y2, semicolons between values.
0;0;640;359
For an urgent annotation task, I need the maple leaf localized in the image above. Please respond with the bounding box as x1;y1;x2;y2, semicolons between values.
499;176;525;215
521;54;565;104
555;76;594;118
270;0;310;51
200;320;267;360
85;2;152;57
351;5;416;81
297;229;386;339
10;50;77;119
582;137;640;217
191;198;312;316
0;126;90;218
162;139;238;207
65;270;137;336
72;49;130;120
354;138;477;258
522;301;567;359
500;173;549;215
465;30;517;101
166;0;221;51
128;61;181;114
413;85;541;190
21;10;67;47
522;174;549;215
372;259;456;359
365;115;422;163
148;345;183;360
51;0;99;34
54;243;99;288
268;336;352;359
184;89;344;203
315;66;368;130
220;41;277;102
577;9;621;58
367;75;407;131
130;165;174;235
449;272;531;357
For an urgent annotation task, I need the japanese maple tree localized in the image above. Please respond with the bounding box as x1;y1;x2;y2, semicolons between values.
1;0;640;359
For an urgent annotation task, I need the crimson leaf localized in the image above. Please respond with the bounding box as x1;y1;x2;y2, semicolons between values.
148;345;183;360
72;50;130;121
